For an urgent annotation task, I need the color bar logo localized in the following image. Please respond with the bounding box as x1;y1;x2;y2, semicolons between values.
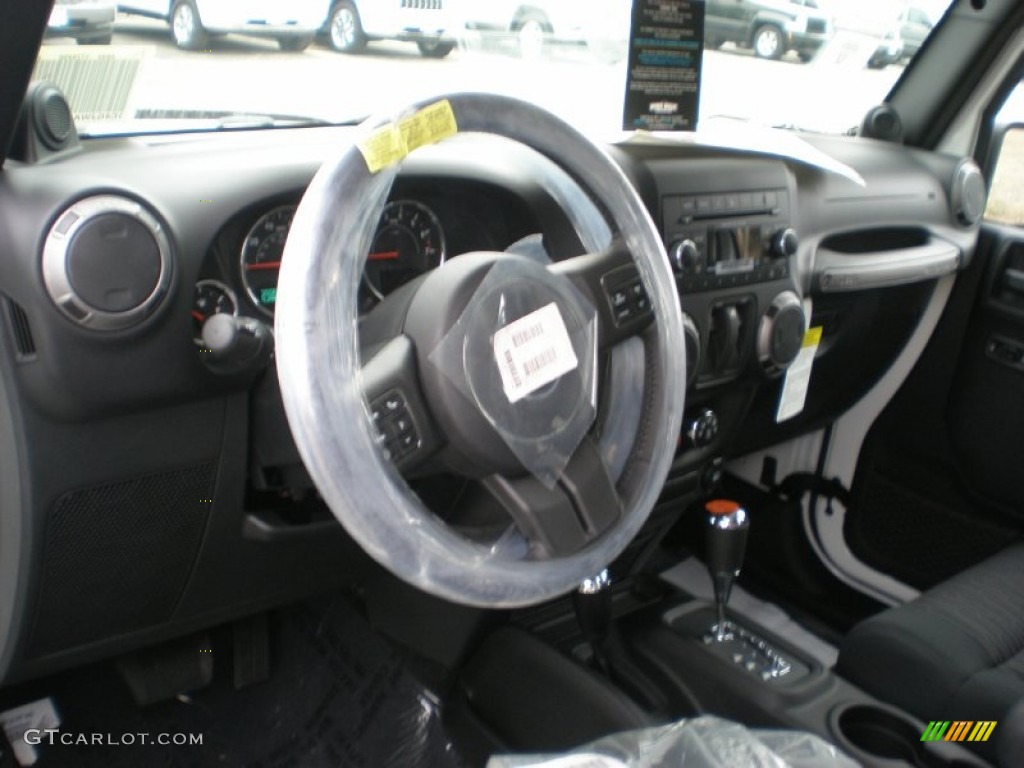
921;721;997;743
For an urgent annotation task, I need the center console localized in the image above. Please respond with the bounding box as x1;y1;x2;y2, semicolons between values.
624;597;991;768
662;178;805;384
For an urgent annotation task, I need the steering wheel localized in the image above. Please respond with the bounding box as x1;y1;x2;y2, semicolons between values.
276;94;685;608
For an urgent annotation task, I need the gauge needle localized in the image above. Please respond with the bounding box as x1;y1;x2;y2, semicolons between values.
191;310;206;323
245;261;282;271
367;251;400;261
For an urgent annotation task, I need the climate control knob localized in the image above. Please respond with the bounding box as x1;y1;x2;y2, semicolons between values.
686;409;720;448
772;228;799;259
757;291;806;375
671;238;701;273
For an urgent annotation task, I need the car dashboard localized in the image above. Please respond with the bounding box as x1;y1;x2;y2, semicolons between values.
0;121;982;684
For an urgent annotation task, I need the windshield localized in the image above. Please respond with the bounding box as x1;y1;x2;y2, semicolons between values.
34;0;952;138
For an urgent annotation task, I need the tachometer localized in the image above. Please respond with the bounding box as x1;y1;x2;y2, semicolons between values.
192;279;237;343
240;205;296;316
363;200;446;300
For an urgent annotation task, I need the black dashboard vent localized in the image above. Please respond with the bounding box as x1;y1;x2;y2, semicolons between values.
5;297;36;359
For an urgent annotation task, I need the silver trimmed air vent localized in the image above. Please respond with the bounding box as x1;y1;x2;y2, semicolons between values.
42;196;172;331
951;159;986;227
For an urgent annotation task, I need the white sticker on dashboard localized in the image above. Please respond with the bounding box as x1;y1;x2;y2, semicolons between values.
776;326;822;422
493;303;578;404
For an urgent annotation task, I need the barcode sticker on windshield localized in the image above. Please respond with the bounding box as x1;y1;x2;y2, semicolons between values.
493;303;578;404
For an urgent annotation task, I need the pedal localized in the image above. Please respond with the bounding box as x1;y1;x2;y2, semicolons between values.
232;613;270;690
115;633;214;706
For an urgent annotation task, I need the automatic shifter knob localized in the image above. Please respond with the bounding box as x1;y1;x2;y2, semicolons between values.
705;499;749;641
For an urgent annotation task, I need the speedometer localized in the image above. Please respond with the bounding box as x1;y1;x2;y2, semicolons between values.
240;200;445;315
363;200;446;300
240;205;295;317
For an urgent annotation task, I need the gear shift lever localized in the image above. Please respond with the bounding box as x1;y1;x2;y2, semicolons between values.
705;499;749;641
573;570;612;672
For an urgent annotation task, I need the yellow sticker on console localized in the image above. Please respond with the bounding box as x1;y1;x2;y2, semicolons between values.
357;100;458;174
802;326;823;348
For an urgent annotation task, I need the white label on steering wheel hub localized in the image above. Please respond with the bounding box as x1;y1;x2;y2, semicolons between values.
493;302;578;404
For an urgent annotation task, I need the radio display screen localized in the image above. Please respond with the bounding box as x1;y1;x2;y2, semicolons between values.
712;226;765;274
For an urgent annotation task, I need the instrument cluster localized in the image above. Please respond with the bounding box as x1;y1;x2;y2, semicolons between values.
192;198;449;332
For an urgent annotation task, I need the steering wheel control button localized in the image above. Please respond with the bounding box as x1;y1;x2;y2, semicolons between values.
43;195;172;331
601;266;653;329
371;389;420;461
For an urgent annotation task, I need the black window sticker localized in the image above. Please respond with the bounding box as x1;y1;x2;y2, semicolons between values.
623;0;705;131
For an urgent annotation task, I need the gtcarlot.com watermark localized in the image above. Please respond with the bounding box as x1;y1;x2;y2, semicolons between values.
24;729;203;747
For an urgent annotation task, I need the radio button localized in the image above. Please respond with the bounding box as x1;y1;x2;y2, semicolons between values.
671;239;702;274
772;228;799;259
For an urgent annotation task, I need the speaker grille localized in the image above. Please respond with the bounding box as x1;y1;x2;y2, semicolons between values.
28;463;216;658
41;90;73;148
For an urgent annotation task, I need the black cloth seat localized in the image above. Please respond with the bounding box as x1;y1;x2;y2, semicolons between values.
838;542;1024;765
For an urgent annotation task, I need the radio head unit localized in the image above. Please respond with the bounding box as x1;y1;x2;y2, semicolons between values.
663;188;795;292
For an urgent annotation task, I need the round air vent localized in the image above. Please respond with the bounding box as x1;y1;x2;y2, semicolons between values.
951;159;986;227
42;196;173;331
757;291;806;375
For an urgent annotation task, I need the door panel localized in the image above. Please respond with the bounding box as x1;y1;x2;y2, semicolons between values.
844;224;1024;590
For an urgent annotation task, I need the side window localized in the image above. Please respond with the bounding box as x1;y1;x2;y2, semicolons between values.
986;127;1024;226
986;85;1024;226
908;8;930;27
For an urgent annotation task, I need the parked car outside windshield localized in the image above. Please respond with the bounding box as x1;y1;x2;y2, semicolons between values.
37;1;948;142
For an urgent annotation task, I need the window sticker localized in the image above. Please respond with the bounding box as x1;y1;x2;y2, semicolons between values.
623;0;705;131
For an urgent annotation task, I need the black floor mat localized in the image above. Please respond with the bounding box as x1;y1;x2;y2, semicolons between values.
4;596;463;768
845;463;1016;590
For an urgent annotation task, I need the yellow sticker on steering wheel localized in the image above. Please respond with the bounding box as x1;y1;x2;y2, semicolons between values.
357;100;458;173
